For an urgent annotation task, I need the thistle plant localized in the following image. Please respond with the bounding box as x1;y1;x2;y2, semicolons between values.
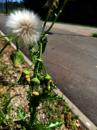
0;0;69;129
19;1;69;128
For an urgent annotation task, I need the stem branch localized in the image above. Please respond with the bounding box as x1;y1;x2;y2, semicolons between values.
0;42;9;54
43;0;57;31
45;0;68;33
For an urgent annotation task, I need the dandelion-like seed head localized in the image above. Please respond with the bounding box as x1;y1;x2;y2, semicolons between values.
6;9;42;45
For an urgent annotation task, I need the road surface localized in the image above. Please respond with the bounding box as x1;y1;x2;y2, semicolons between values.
44;27;97;126
0;14;97;126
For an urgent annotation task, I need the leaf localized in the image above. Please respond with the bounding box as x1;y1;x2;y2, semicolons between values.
0;110;6;125
10;50;24;66
23;68;30;75
17;107;27;121
47;121;63;129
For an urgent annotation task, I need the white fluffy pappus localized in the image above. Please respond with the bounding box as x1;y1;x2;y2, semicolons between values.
6;9;42;45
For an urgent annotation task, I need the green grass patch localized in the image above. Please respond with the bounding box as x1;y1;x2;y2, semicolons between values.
92;33;97;37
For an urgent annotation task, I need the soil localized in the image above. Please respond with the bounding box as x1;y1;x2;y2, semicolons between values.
0;35;84;130
0;38;29;119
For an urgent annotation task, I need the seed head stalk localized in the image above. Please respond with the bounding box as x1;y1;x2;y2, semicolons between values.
45;0;69;34
42;0;57;31
34;40;43;77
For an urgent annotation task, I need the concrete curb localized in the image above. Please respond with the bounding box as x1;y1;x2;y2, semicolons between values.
47;22;97;36
54;88;97;130
0;30;97;130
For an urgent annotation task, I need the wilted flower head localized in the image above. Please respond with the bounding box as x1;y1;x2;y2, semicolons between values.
6;10;42;44
44;0;59;9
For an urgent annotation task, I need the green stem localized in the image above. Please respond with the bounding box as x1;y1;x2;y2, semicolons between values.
0;34;12;39
42;0;57;31
3;94;20;114
39;41;42;58
30;107;36;125
45;0;69;33
16;41;19;51
34;42;43;76
0;42;9;54
0;34;15;54
42;63;47;74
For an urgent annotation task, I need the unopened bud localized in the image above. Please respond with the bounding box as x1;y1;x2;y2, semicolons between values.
32;91;39;96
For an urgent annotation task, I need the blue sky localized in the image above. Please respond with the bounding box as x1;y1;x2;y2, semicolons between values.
12;0;21;2
0;0;21;2
11;0;20;1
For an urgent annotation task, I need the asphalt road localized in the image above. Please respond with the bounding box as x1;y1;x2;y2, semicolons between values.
44;28;97;126
0;14;97;126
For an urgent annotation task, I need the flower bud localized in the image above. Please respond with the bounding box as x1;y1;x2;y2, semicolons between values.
25;75;30;82
31;77;40;85
32;91;39;96
45;74;52;80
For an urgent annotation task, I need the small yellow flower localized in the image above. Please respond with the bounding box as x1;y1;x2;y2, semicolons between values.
32;91;39;96
47;80;54;90
49;80;54;85
25;75;30;82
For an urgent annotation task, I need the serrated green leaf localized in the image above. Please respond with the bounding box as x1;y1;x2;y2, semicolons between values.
17;107;26;121
10;50;24;65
